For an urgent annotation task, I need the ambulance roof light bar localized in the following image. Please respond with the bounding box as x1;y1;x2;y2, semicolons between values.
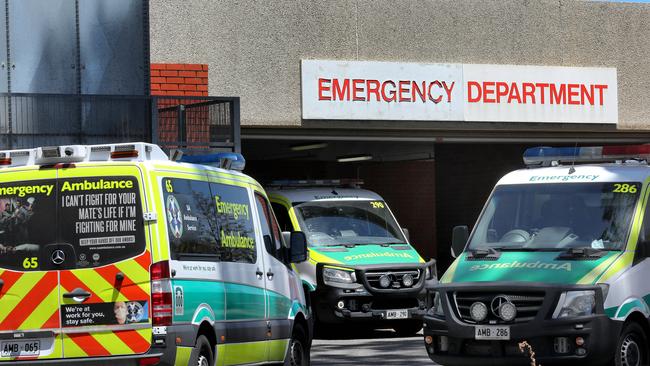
266;179;364;188
176;152;246;171
0;142;168;168
523;145;650;166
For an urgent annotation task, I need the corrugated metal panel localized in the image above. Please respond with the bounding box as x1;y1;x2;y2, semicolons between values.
79;0;146;95
0;1;7;94
8;0;77;94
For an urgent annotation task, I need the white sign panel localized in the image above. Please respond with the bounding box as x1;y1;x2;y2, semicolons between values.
301;60;464;121
462;64;617;123
301;60;618;124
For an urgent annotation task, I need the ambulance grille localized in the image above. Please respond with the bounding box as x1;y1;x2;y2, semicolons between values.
454;291;545;324
364;269;422;290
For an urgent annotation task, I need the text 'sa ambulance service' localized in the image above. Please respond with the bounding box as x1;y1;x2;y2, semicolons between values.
425;145;650;366
0;143;312;366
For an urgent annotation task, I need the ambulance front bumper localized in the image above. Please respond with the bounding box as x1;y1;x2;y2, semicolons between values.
423;282;619;366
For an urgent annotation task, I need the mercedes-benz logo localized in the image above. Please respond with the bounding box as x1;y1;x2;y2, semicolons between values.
491;295;516;321
51;250;66;265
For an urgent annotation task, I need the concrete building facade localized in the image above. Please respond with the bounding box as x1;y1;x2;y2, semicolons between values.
149;0;650;268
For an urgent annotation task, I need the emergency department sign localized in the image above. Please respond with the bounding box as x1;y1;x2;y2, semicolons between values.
301;60;618;124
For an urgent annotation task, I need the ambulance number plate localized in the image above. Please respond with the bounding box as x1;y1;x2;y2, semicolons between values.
1;339;40;357
475;326;510;340
386;309;409;319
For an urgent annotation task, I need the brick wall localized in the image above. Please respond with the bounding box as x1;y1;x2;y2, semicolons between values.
151;63;210;146
150;63;209;96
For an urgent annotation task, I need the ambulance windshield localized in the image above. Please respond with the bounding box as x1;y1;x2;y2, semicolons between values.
294;200;406;246
468;182;641;251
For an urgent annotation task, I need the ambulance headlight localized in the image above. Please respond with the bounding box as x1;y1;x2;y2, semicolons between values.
553;290;596;319
322;267;356;286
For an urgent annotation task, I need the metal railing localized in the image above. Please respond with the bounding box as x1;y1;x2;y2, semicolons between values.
0;93;240;153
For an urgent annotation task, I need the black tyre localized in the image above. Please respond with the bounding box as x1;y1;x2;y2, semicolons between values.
393;320;423;337
195;335;214;366
285;323;310;366
615;322;649;366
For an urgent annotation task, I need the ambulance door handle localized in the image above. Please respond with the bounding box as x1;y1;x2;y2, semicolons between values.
256;268;264;280
63;288;91;301
266;271;274;281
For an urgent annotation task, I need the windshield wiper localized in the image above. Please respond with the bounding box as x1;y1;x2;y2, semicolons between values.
556;247;611;260
467;247;501;260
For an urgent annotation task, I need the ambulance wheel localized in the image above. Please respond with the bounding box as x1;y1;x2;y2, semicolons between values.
393;320;423;337
615;322;648;366
285;323;310;366
195;335;214;366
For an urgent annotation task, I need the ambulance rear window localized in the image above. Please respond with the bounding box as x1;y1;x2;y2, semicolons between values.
0;176;145;271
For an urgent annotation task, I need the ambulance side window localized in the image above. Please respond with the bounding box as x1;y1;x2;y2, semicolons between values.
210;183;257;264
257;194;289;265
163;178;220;260
636;197;650;262
271;202;293;232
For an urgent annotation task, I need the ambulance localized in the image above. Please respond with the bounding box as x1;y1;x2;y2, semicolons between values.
267;181;436;335
424;145;650;366
0;142;312;366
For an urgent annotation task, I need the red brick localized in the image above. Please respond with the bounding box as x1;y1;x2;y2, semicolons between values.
184;64;204;71
196;71;208;78
166;77;184;84
160;70;178;77
200;78;208;85
151;77;166;84
165;63;184;70
202;65;209;71
185;91;205;97
184;78;201;84
151;90;166;96
197;85;208;92
151;64;166;70
179;71;196;77
179;84;197;91
150;83;161;90
151;70;161;77
161;84;179;90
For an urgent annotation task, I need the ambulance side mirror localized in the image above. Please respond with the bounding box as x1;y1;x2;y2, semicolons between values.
451;225;469;258
402;228;410;242
289;231;308;263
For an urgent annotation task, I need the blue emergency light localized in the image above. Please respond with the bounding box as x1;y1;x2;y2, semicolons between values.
524;145;650;166
179;152;246;171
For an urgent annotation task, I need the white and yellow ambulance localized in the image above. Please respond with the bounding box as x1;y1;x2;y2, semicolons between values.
268;181;436;335
0;143;311;366
424;145;650;366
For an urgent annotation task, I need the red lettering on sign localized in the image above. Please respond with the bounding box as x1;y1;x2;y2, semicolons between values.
595;84;607;106
550;84;566;105
429;81;443;103
581;84;594;105
496;82;508;103
522;83;536;104
398;81;411;102
318;78;331;101
332;79;350;101
367;79;381;102
508;83;521;104
567;83;580;105
412;81;427;103
467;81;482;103
483;82;496;103
535;83;549;104
352;79;365;101
442;81;455;102
382;80;397;102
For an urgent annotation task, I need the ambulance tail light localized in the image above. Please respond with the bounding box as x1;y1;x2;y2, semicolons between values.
524;144;650;166
0;157;11;165
138;357;161;366
150;261;173;326
111;150;139;159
